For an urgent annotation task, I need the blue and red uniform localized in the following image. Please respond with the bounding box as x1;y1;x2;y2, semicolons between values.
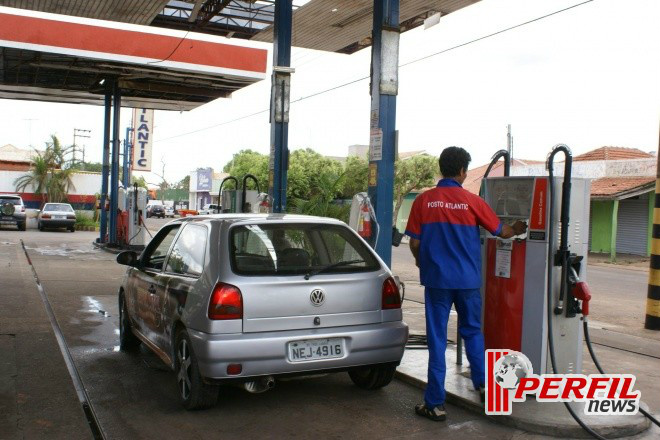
405;178;502;408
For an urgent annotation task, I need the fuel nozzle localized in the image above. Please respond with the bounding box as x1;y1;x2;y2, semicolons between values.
571;281;592;316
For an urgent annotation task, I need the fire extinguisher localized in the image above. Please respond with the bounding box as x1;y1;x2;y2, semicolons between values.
358;201;372;238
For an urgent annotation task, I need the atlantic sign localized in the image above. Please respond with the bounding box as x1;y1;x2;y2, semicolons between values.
132;109;154;171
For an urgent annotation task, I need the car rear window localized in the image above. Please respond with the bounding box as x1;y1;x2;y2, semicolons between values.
44;203;74;212
230;223;381;276
0;197;21;205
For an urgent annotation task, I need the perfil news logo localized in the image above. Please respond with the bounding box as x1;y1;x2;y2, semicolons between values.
485;350;640;416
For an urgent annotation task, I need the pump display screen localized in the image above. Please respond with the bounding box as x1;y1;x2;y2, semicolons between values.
487;178;535;218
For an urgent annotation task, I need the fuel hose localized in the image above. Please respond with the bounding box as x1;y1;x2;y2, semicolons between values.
583;321;660;427
546;145;607;440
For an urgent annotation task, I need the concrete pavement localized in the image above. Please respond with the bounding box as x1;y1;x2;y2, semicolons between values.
0;234;91;439
0;227;537;440
2;224;659;439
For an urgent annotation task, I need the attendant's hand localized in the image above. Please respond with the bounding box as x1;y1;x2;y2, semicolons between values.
512;221;528;236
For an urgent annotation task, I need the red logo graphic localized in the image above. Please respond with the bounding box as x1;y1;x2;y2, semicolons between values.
486;349;640;416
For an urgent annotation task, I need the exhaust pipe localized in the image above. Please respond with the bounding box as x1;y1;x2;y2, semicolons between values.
244;376;275;393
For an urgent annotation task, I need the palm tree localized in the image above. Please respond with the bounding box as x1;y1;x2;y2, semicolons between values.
290;172;349;221
14;151;50;207
14;135;76;207
47;167;76;203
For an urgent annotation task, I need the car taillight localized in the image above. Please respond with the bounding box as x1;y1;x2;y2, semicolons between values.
21;206;25;212
42;213;51;219
382;277;401;309
208;283;243;320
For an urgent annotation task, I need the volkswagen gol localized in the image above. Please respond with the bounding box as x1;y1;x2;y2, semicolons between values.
116;214;408;409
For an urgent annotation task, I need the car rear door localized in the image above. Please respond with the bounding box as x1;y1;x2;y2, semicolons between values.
228;222;387;333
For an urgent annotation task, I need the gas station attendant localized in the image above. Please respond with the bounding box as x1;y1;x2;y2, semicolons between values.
405;146;527;421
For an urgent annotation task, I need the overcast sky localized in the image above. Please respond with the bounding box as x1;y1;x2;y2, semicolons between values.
0;0;658;185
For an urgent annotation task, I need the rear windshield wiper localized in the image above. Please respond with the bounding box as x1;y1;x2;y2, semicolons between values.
304;259;365;280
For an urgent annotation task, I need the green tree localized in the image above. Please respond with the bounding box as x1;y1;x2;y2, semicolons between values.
14;135;76;206
341;155;369;198
69;161;103;173
287;149;344;200
131;175;148;189
175;175;190;192
393;154;437;223
290;172;350;221
222;149;269;192
14;151;50;207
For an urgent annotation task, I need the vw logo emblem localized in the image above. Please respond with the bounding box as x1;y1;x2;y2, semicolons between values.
310;289;325;306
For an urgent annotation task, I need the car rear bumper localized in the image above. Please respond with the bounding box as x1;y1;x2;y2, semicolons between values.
188;321;408;380
40;219;75;228
0;214;25;225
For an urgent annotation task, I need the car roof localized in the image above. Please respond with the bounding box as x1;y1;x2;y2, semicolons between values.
172;213;346;226
44;203;73;207
0;194;21;199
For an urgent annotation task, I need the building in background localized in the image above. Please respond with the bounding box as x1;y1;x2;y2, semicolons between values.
188;168;229;211
0;144;100;209
397;147;656;260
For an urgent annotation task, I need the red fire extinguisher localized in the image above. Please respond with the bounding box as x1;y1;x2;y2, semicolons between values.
358;202;372;238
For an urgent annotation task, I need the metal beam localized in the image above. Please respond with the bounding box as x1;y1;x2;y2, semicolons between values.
123;126;133;191
109;80;121;245
268;0;292;213
367;0;400;267
99;87;112;244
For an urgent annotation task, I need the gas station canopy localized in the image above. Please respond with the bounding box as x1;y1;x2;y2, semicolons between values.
0;6;267;110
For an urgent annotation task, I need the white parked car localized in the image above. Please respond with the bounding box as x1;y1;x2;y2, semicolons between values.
197;203;221;215
38;203;76;232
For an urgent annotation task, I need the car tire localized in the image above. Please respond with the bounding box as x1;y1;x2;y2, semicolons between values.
175;329;218;410
118;293;140;351
18;222;26;231
38;222;43;231
348;364;397;390
68;226;75;232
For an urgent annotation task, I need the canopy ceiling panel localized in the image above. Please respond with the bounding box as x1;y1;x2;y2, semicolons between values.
0;6;267;110
251;0;480;53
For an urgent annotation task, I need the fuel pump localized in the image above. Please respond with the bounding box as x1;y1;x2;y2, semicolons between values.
126;183;147;248
480;145;591;376
218;174;271;214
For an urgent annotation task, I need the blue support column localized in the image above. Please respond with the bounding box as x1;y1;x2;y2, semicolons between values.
123;126;132;188
109;81;121;245
367;0;400;267
268;0;292;213
99;88;112;243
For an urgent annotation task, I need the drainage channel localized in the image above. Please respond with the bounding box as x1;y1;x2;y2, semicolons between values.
20;239;106;440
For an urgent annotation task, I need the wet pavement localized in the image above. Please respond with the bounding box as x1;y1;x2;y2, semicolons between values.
2;225;658;439
0;227;536;440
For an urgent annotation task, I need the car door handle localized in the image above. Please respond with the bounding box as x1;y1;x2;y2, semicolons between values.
148;285;157;294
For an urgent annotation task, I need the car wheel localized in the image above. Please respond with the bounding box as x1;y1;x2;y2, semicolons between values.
118;293;140;351
18;222;26;231
175;329;218;410
38;222;43;231
68;226;75;232
348;364;397;390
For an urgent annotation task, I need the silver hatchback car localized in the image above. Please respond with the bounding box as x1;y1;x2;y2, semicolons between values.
116;214;408;409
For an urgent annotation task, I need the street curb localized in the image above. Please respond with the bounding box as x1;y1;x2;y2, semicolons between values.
92;241;123;254
588;261;649;272
394;369;650;438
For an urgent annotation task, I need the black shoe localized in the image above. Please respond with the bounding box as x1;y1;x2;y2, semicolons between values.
479;386;485;403
415;403;447;421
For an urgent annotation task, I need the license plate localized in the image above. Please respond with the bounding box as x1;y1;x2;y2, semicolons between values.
54;215;66;219
288;338;344;362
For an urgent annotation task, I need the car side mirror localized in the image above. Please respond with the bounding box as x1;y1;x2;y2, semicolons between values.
117;251;139;267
